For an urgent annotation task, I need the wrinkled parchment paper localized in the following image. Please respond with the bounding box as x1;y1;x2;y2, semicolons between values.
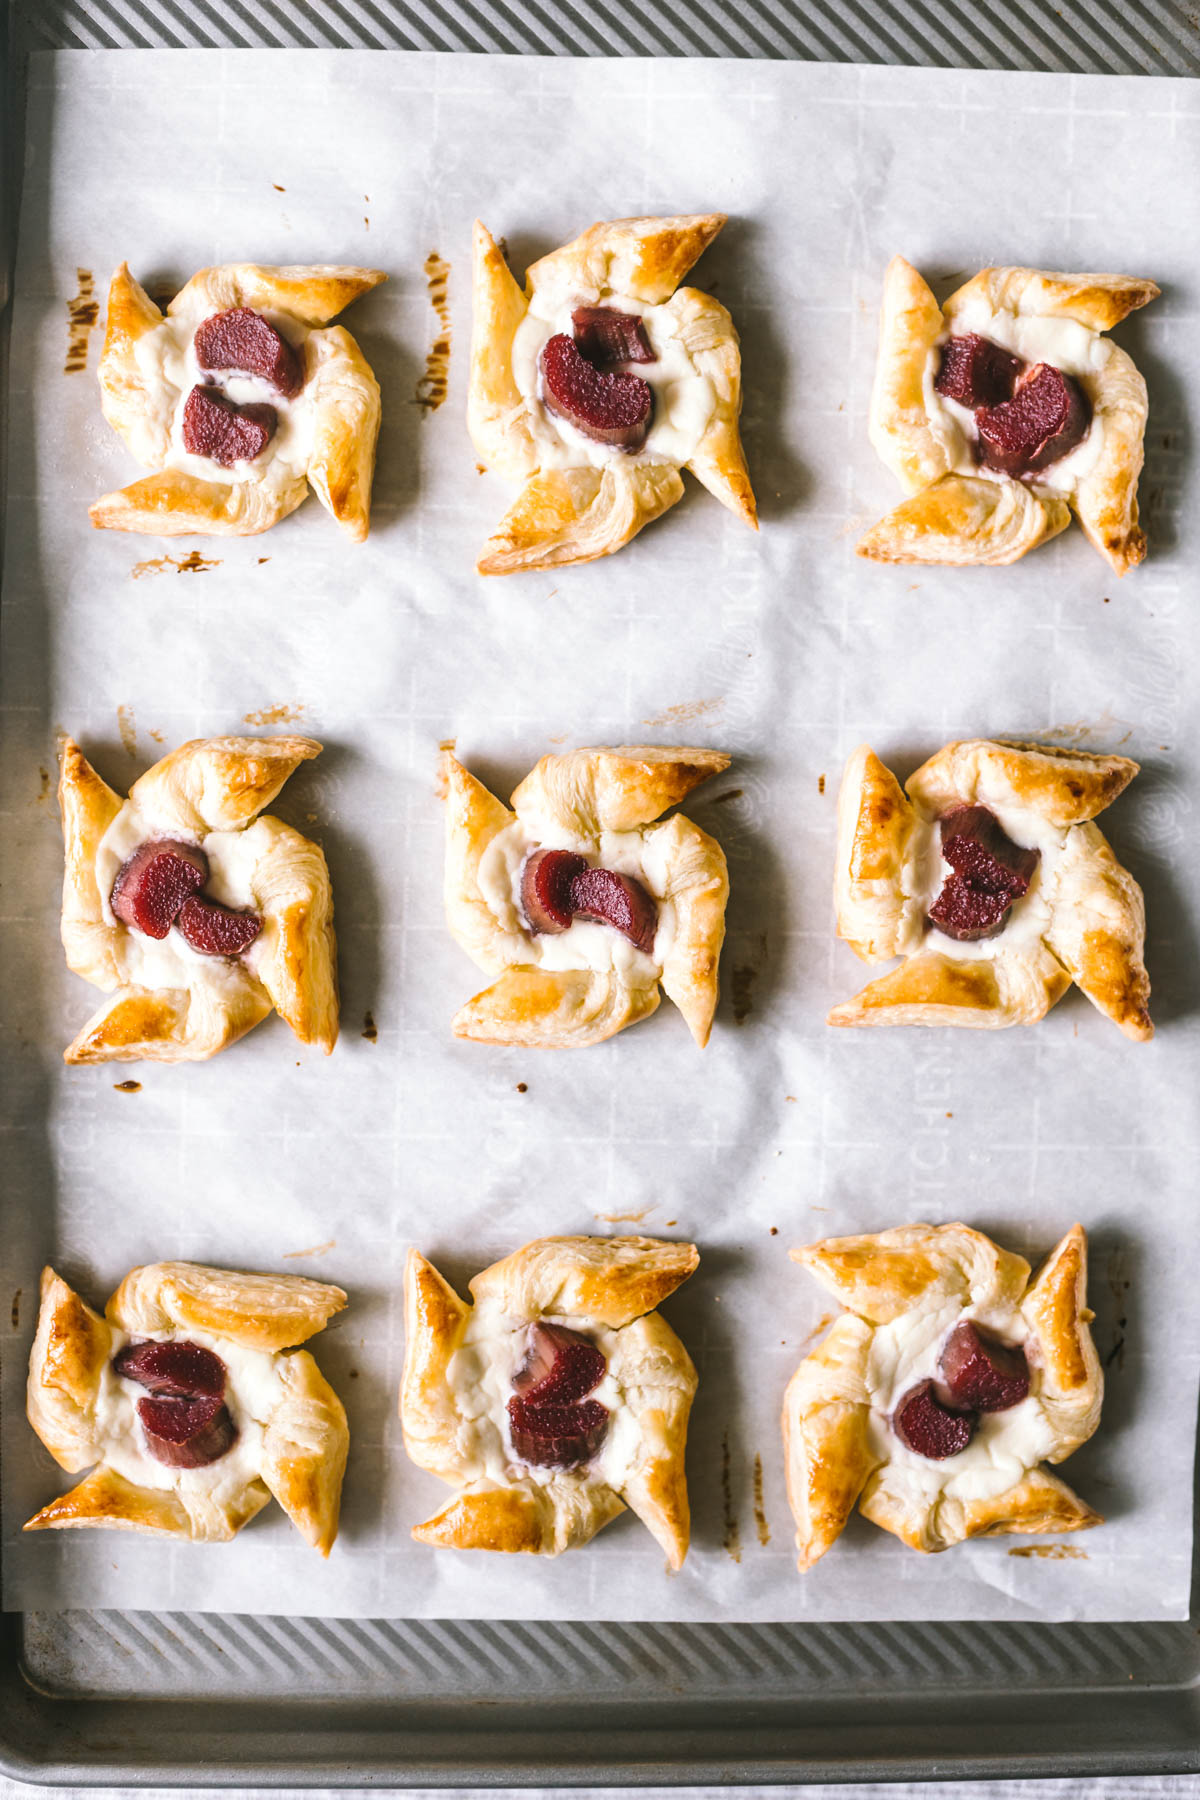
1;51;1198;1620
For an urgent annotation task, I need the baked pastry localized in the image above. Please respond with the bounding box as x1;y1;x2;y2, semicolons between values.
469;214;756;572
829;738;1152;1038
25;1261;349;1553
59;734;338;1063
858;258;1159;573
91;262;385;539
402;1235;699;1563
443;745;730;1048
783;1221;1102;1565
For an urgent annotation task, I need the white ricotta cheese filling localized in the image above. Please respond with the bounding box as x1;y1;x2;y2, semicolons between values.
867;1302;1055;1506
895;797;1067;964
95;801;270;991
922;301;1109;496
445;1304;638;1494
476;817;676;982
95;1324;286;1504
511;288;717;472
130;298;315;490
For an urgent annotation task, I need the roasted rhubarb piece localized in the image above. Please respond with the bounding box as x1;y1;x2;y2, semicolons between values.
137;1392;238;1469
112;1338;227;1399
928;805;1039;942
893;1379;976;1460
571;306;656;366
976;363;1091;477
110;840;208;939
568;866;658;954
177;894;263;957
182;384;277;466
507;1396;609;1469
938;1320;1030;1413
934;333;1022;409
193;306;305;400
520;849;588;935
513;1322;608;1408
540;333;652;450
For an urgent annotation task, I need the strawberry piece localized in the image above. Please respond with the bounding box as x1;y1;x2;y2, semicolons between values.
939;1321;1029;1413
182;384;277;466
193;307;304;399
540;333;652;450
111;840;208;939
929;806;1038;942
934;333;1023;409
976;362;1091;477
520;849;588;935
112;1339;227;1399
512;1322;607;1407
177;894;262;957
571;306;656;366
568;867;658;954
137;1393;237;1468
893;1380;976;1460
507;1396;609;1469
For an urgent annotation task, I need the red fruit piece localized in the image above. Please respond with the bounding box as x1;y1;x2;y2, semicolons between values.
177;894;262;957
112;1338;227;1398
521;848;588;935
928;806;1039;942
540;333;653;450
568;867;658;954
571;306;656;366
893;1380;976;1461
111;840;209;939
512;1322;607;1407
939;1321;1029;1413
137;1393;237;1469
934;334;1023;410
976;363;1091;477
182;385;277;466
507;1396;609;1469
193;307;304;400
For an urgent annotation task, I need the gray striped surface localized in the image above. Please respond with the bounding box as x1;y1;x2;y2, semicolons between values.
11;0;1200;73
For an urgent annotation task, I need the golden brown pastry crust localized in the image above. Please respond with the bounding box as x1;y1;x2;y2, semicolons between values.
25;1263;348;1552
444;746;730;1048
92;262;384;541
59;735;338;1063
470;216;756;573
860;257;1158;574
784;1223;1103;1566
829;739;1151;1039
401;1236;698;1566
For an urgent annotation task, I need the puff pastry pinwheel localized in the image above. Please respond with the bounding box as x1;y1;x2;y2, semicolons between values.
59;733;338;1063
26;1261;349;1553
828;738;1152;1039
90;262;385;540
784;1221;1103;1565
469;214;757;572
858;258;1159;573
402;1234;699;1564
443;744;730;1048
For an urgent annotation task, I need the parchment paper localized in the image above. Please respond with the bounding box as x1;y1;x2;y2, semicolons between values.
1;50;1197;1622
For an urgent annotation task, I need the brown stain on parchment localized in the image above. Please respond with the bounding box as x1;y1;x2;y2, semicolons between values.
244;702;306;727
35;766;51;804
415;251;451;414
11;1289;21;1330
795;1312;835;1356
283;1240;337;1261
641;697;723;728
1105;1248;1131;1371
712;787;743;805
131;548;220;579
594;1207;652;1224
113;1079;142;1093
732;931;768;1024
818;774;826;794
117;704;136;756
1039;714;1134;749
361;1012;378;1043
721;1431;742;1564
1008;1544;1089;1560
434;739;457;799
65;269;98;372
752;1454;770;1547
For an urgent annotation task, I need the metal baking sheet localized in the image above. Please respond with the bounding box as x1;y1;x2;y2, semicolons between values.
2;0;1200;1785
